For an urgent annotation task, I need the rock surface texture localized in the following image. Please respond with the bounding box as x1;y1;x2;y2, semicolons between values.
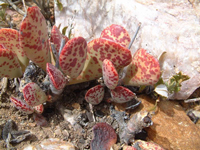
55;0;200;99
137;95;200;150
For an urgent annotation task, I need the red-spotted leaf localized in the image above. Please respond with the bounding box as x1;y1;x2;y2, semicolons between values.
10;96;34;114
46;63;66;90
0;28;29;72
101;24;131;48
85;85;104;105
50;25;69;54
123;146;137;150
0;44;5;48
19;6;50;70
111;86;136;103
34;104;44;114
59;36;87;78
70;38;132;84
123;48;161;86
23;82;47;107
0;48;22;78
91;122;117;150
102;59;119;90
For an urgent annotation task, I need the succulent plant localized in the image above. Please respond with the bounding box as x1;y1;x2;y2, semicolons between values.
90;122;117;150
84;24;160;105
19;6;50;71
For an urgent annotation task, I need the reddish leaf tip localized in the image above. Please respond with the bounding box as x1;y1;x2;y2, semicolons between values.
91;122;117;150
46;63;66;90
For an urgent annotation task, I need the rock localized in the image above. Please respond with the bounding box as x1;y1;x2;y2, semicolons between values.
23;138;76;150
136;95;200;150
55;0;200;99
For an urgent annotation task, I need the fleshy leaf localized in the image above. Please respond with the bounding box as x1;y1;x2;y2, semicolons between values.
0;28;29;72
102;59;119;90
111;86;136;103
50;25;69;54
91;122;117;150
10;96;34;114
59;36;87;78
46;63;66;90
70;38;132;84
100;24;131;48
34;104;44;114
0;48;22;78
19;6;50;70
0;44;5;48
85;85;104;105
123;48;161;86
22;82;47;107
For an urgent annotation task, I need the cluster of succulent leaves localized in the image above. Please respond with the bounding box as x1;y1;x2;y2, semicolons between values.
0;6;161;122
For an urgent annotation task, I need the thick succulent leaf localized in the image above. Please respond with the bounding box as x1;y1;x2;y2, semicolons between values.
34;104;44;114
19;6;50;70
101;24;131;48
111;86;136;103
85;85;104;105
46;63;66;90
0;44;5;48
22;82;47;107
70;38;132;84
123;48;161;86
102;59;119;90
59;36;87;78
10;96;34;114
50;25;69;54
0;48;22;78
0;28;29;72
91;122;117;150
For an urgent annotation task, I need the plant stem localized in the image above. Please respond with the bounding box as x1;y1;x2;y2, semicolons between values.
6;0;25;16
128;23;141;49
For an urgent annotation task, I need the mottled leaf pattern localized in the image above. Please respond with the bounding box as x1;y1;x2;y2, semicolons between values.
0;48;22;78
50;25;69;54
59;36;87;78
10;96;34;114
85;85;104;105
70;38;132;84
111;86;136;103
46;63;66;90
34;104;44;114
102;59;119;90
123;48;161;86
19;6;50;70
101;24;130;48
0;28;29;72
23;82;47;107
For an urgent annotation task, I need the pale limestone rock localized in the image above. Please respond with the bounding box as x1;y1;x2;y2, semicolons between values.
55;0;200;99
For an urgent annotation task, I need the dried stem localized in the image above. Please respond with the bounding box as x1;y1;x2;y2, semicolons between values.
184;97;200;103
6;0;25;16
128;22;141;49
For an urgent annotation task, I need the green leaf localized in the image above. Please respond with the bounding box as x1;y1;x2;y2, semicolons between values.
166;72;190;93
62;26;68;35
56;0;63;11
